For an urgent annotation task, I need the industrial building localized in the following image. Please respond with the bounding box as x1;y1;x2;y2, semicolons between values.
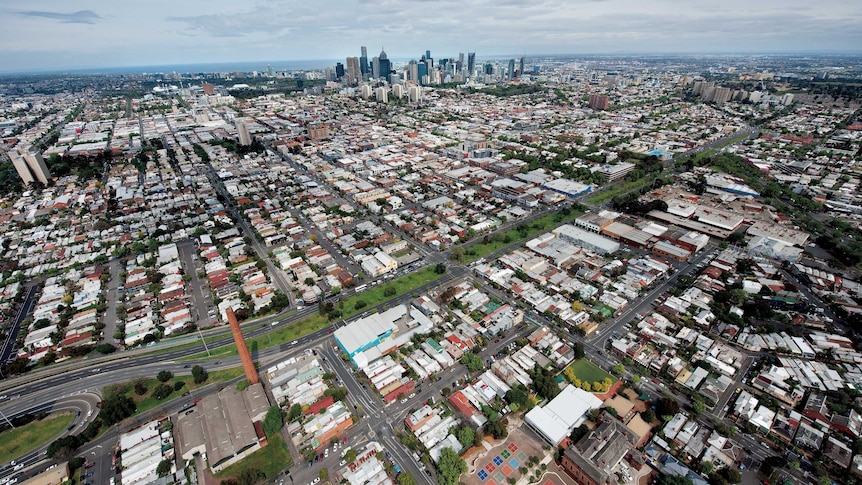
525;385;603;445
334;303;434;367
175;383;270;472
552;224;620;255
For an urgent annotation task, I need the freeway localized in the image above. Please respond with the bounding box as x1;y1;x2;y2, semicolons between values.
0;285;38;366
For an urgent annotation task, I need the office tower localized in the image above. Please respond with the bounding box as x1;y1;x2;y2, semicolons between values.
589;94;610;110
335;62;345;79
418;60;428;86
237;120;252;145
346;57;360;85
519;57;525;77
8;145;51;185
508;59;515;79
378;48;391;82
485;63;493;75
467;52;475;76
408;85;422;103
425;50;432;67
457;52;464;73
407;59;418;82
372;56;380;80
360;46;369;77
227;308;259;384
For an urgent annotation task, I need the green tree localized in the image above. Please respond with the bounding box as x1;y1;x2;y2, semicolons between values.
156;459;172;477
153;383;173;400
344;448;357;463
262;405;285;437
384;286;397;297
100;393;136;426
95;343;116;354
641;409;656;423
436;447;467;485
700;461;714;475
157;370;173;382
461;353;484;372
611;363;625;375
657;474;693;485
288;403;303;422
434;263;446;274
397;473;416;485
237;468;266;485
456;427;475;448
319;468;329;481
191;365;208;384
484;420;508;439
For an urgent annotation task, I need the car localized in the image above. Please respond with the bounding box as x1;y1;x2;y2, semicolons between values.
324;449;329;458
400;398;408;404
85;462;95;468
183;364;191;369
84;472;93;478
339;460;346;466
311;479;320;485
408;393;416;399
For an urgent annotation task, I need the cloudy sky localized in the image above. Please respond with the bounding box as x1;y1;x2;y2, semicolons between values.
2;0;861;73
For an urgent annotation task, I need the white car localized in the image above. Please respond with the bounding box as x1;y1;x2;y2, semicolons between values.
324;449;329;458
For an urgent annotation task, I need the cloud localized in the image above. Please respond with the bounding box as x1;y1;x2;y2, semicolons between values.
17;9;102;24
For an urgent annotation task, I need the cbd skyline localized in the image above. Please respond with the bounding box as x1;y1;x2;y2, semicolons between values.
1;0;861;73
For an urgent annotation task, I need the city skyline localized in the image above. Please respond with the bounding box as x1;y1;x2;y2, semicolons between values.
1;0;861;73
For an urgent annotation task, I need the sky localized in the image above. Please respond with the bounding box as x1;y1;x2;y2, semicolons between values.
1;0;861;73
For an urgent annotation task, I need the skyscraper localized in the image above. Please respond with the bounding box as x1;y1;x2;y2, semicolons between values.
425;50;432;67
519;57;525;78
457;52;464;73
408;59;419;82
360;46;369;78
8;145;51;185
418;60;428;85
467;52;476;76
508;59;515;79
335;62;345;79
346;57;360;85
377;48;391;82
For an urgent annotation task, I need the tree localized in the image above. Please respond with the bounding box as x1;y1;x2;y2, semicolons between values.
173;381;185;391
611;363;625;375
461;352;484;372
153;383;173;400
436;447;467;485
655;397;680;419
288;403;302;422
157;370;173;382
262;405;285;437
384;286;397;297
191;365;208;384
457;426;475;448
100;393;136;426
484;420;508;439
700;460;714;475
133;377;148;396
641;409;656;423
95;343;116;354
397;473;416;485
304;277;315;286
505;388;529;407
319;468;329;481
657;475;693;485
156;459;172;477
69;457;86;472
344;448;357;463
434;263;446;274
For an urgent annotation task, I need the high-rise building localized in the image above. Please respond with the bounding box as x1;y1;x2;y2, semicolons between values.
408;85;422;103
360;46;369;77
485;63;493;75
467;52;476;76
425;50;432;67
508;59;516;79
375;87;388;103
392;84;404;99
417;60;428;86
588;94;610;110
371;56;380;80
519;57;525;77
346;57;360;85
407;59;419;82
377;48;391;82
456;52;464;73
237;119;252;146
8;145;51;185
335;62;345;79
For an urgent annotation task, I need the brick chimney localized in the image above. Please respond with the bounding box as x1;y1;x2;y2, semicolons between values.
227;308;259;384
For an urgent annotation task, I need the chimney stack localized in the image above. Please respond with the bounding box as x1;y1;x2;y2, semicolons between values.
227;308;259;384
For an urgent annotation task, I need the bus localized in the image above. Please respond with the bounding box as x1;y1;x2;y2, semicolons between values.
355;284;368;292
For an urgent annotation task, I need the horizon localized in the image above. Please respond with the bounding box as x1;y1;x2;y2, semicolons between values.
4;51;862;76
1;0;860;73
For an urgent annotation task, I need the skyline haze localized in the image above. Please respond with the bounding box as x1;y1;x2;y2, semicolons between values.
1;0;861;73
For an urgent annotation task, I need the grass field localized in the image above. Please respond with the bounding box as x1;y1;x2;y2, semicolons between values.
214;433;293;481
566;359;614;384
182;266;444;361
106;367;245;416
0;413;73;463
586;176;656;205
462;210;583;263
